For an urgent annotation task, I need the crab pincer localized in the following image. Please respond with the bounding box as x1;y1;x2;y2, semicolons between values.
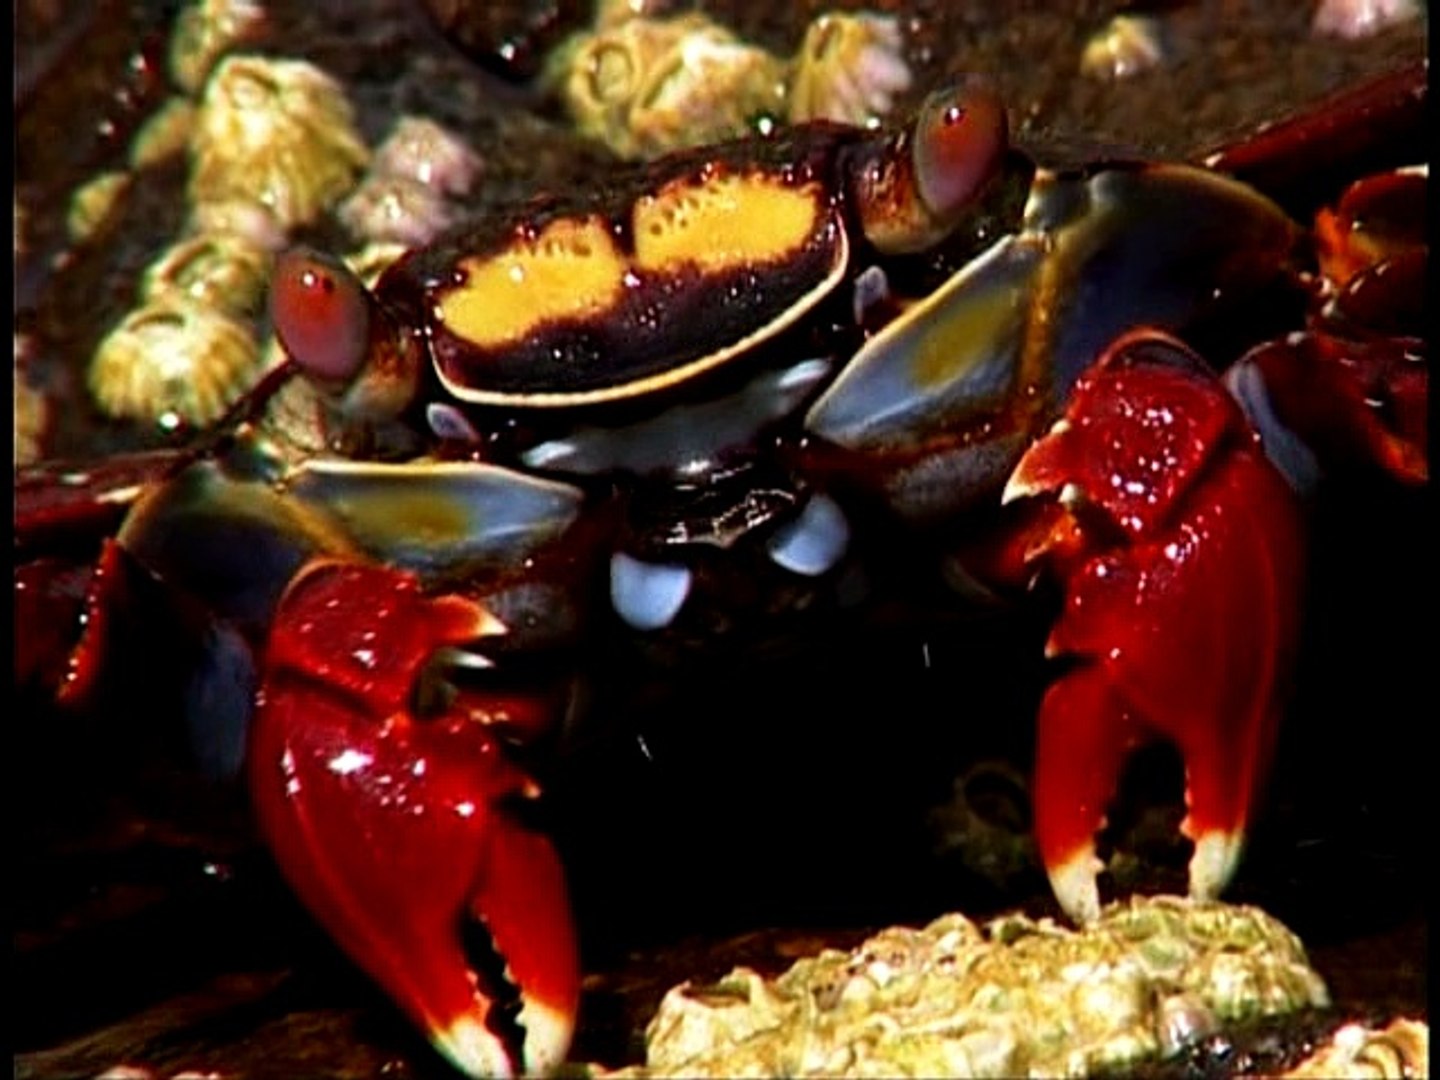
249;560;579;1077
1004;331;1306;923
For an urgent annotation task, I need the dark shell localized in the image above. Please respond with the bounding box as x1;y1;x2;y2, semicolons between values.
374;125;870;408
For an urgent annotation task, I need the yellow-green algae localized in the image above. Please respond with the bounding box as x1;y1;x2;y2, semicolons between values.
595;896;1329;1078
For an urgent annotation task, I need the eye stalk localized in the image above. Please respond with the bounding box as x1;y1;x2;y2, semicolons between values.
270;247;424;427
850;75;1010;255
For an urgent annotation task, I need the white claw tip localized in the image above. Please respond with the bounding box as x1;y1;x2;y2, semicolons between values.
1047;847;1105;925
435;1015;516;1079
1001;472;1036;506
521;999;578;1076
1056;482;1087;511
1188;830;1246;901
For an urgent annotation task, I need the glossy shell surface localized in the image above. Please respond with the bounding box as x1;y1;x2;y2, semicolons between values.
378;129;862;408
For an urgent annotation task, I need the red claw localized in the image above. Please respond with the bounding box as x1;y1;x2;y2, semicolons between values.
249;560;579;1078
15;539;174;709
1005;331;1306;922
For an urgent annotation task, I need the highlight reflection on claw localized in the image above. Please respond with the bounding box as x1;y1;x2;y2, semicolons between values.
248;560;578;1077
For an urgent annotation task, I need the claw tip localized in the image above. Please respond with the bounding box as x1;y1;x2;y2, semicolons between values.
434;1015;517;1079
1047;848;1105;925
1188;830;1245;902
1000;472;1037;505
521;999;578;1076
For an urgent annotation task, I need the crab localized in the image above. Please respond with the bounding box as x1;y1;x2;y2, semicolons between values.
15;58;1427;1078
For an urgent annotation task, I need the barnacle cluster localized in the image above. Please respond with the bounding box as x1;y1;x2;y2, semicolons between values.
188;55;371;236
82;0;499;432
607;896;1329;1077
86;2;375;431
549;2;913;160
339;116;485;248
1276;1018;1429;1078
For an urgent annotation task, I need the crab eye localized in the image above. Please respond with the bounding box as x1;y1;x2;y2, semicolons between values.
912;75;1009;225
270;247;372;386
851;75;1011;256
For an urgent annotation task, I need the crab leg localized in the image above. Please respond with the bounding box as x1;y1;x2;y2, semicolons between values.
249;560;579;1077
1226;168;1428;491
805;160;1297;524
1005;331;1305;922
31;437;596;1074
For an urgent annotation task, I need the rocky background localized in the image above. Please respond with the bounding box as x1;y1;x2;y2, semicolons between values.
14;2;1427;1077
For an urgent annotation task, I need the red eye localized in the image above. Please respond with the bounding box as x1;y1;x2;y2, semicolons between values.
912;75;1009;223
270;247;373;385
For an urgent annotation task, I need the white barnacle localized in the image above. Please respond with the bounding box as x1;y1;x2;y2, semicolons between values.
170;0;268;95
190;55;371;232
89;295;266;428
552;11;788;159
141;230;273;317
787;12;913;128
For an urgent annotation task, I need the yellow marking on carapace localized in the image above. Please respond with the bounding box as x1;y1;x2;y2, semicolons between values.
436;174;822;361
437;216;627;349
633;172;822;273
439;222;850;408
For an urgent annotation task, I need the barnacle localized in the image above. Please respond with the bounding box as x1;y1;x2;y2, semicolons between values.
340;168;456;248
128;98;197;171
553;12;787;161
370;116;484;197
787;12;913;127
170;0;268;96
141;230;272;317
616;896;1329;1077
1312;0;1423;40
89;296;266;429
67;171;131;246
189;198;289;253
15;336;48;467
190;55;370;233
1080;12;1168;80
549;8;913;161
340;116;484;248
